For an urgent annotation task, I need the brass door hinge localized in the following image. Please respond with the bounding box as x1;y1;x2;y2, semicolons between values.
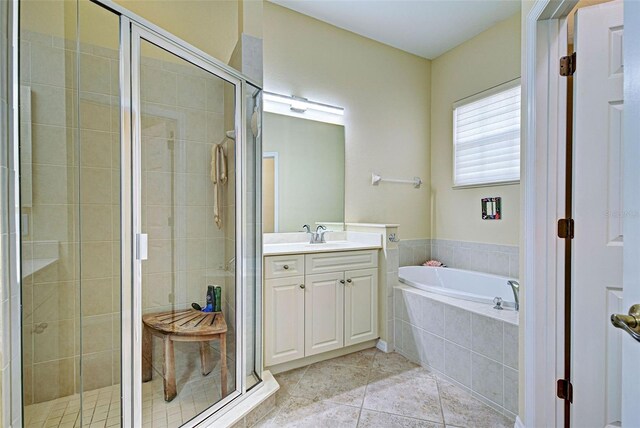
557;378;574;402
560;52;577;76
558;218;575;239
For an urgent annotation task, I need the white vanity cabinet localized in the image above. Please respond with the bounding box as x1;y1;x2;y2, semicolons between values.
264;250;379;367
264;275;306;366
304;271;345;356
343;268;378;346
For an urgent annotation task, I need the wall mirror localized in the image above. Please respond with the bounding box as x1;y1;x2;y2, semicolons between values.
262;100;345;233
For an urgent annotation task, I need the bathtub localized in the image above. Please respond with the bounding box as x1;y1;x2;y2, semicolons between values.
394;266;519;420
398;265;517;308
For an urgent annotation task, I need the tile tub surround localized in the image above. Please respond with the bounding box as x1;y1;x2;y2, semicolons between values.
400;239;519;278
399;239;432;267
394;286;518;420
430;239;519;278
251;348;511;427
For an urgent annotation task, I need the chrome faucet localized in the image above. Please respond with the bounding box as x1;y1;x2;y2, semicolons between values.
303;224;329;244
508;280;520;311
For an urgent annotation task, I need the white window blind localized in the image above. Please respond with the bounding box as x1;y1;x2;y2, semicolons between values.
453;81;521;187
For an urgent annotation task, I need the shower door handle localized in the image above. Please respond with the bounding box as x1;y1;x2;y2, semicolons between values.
136;233;148;261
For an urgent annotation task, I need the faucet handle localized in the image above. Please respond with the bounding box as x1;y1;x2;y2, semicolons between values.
493;297;504;310
302;224;311;233
316;225;327;233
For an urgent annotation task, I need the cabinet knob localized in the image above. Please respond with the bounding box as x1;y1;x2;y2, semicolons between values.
299;284;305;289
339;280;345;284
346;279;352;283
283;265;289;270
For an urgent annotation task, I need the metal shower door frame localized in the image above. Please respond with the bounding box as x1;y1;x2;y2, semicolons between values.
106;2;261;425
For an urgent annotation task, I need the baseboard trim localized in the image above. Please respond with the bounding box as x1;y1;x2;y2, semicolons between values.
266;340;378;374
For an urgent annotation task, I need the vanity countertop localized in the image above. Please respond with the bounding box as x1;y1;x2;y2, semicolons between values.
263;241;382;256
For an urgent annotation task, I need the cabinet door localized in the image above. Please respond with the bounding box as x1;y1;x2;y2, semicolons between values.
344;268;378;346
265;276;305;366
305;272;345;356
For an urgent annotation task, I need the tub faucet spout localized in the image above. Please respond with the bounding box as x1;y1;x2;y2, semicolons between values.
508;280;520;311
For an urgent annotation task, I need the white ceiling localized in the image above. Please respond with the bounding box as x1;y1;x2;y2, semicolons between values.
268;0;521;59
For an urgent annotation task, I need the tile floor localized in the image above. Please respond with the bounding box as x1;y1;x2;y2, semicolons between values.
23;375;226;428
257;349;513;428
24;348;512;428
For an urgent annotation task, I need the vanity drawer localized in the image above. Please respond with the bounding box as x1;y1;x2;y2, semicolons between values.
265;255;305;279
305;250;378;275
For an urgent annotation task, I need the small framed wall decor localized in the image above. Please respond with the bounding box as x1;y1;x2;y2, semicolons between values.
482;197;501;220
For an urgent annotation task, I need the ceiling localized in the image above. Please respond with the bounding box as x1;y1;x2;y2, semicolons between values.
268;0;521;59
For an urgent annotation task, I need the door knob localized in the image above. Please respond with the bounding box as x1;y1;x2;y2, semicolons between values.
611;304;640;342
283;265;289;270
339;280;345;284
346;279;352;283
299;284;305;289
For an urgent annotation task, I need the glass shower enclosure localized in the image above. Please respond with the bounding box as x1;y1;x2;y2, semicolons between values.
17;0;262;426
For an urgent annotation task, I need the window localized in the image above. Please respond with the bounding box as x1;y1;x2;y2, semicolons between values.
453;80;521;187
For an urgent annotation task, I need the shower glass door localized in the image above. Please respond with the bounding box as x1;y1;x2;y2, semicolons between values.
18;1;260;425
130;23;249;427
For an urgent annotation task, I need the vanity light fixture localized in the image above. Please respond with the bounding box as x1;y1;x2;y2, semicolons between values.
263;91;345;125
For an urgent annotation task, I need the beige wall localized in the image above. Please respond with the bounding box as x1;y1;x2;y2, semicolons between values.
430;13;521;246
263;2;432;239
21;0;240;64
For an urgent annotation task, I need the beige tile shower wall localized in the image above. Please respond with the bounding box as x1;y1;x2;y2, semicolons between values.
20;31;235;404
430;13;521;246
19;29;123;404
263;3;432;240
139;51;234;374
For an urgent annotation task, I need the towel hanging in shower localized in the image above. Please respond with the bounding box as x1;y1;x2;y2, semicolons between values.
211;143;227;229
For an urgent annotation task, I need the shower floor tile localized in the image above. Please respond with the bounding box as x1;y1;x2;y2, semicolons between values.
23;363;232;428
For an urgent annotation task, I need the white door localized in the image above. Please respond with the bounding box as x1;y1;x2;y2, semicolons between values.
264;276;305;366
344;268;378;346
572;2;626;427
305;272;344;356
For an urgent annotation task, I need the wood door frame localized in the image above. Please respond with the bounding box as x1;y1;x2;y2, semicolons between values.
522;2;577;427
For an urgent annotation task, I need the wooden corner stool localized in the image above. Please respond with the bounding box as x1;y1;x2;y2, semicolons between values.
142;309;228;402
